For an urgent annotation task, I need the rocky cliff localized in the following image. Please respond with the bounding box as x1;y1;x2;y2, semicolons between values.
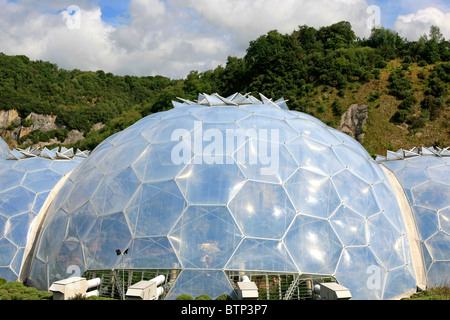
337;104;369;144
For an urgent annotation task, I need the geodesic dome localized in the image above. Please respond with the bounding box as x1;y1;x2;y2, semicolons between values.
0;137;10;159
377;147;450;288
0;147;86;282
24;93;417;300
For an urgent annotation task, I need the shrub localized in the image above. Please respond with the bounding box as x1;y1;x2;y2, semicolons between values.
0;280;52;300
195;294;213;300
176;294;194;300
391;110;408;123
216;294;233;300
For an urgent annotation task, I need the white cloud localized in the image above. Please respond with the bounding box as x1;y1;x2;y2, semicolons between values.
0;0;402;79
394;7;450;40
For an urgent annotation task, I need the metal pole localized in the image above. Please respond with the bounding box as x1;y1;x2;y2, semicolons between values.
122;254;125;300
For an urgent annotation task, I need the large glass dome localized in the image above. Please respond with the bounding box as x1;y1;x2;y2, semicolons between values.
0;147;86;282
378;147;450;288
24;93;417;300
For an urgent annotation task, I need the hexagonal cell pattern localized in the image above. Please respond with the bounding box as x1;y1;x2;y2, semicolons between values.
25;93;416;300
378;148;450;288
0;154;84;282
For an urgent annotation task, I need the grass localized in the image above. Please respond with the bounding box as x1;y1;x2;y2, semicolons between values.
302;60;449;158
402;287;450;300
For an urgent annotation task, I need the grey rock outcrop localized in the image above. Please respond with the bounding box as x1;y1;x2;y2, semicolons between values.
337;104;369;144
63;130;84;145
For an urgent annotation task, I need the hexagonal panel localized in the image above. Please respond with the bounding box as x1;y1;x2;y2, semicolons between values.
141;115;200;144
405;156;445;168
0;186;35;218
333;144;379;184
335;247;386;300
439;207;450;234
286;118;341;146
66;201;97;242
22;169;63;193
96;135;149;175
91;167;141;216
36;209;68;263
125;180;187;237
62;167;103;214
332;170;380;218
411;206;440;241
165;269;236;300
235;140;297;184
0;169;25;192
240;103;293;120
238;116;298;144
132;140;193;182
169;206;242;269
412;181;450;211
395;166;430;189
176;155;245;205
229;181;296;239
330;205;367;246
225;238;297;272
84;212;132;269
367;213;406;269
428;165;450;185
285;168;341;219
193;106;251;122
127;237;179;269
372;181;406;233
285;214;342;274
286;136;345;177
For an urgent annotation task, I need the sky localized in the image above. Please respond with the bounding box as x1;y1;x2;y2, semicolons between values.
0;0;449;79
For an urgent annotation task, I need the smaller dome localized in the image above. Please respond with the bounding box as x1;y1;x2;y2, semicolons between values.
0;147;87;282
377;147;450;288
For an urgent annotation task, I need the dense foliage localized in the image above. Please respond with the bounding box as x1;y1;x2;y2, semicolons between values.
0;22;448;151
0;278;53;300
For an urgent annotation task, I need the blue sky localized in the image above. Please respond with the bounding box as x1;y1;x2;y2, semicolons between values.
0;0;448;78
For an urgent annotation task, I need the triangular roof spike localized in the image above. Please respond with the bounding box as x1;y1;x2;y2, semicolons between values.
226;93;238;101
203;93;226;106
375;155;386;162
6;151;21;160
246;94;261;104
421;147;434;155
172;101;185;108
386;150;402;160
230;93;252;105
75;149;89;158
403;150;420;158
424;147;439;155
62;148;74;157
30;147;41;156
18;149;37;158
55;151;71;160
212;93;238;106
395;149;405;157
197;93;206;103
9;149;24;159
40;147;56;159
439;148;450;157
177;97;196;105
410;147;420;154
259;93;281;108
274;98;289;110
